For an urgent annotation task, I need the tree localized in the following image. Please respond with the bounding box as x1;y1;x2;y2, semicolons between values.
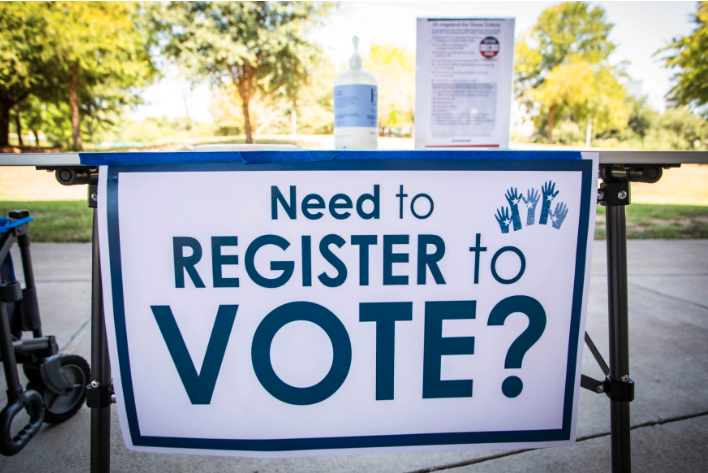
654;106;708;149
527;58;595;143
0;2;57;147
157;1;332;143
1;2;157;150
365;44;415;136
292;54;336;135
212;83;292;135
20;96;49;146
39;2;158;150
585;65;631;135
595;95;708;151
659;2;708;115
515;2;628;142
624;95;658;139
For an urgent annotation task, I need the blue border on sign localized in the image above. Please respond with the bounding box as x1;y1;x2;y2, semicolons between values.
106;158;593;451
82;149;582;166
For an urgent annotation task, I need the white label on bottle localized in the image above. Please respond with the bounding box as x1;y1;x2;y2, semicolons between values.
334;85;378;128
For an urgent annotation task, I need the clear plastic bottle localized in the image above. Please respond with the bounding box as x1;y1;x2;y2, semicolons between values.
334;36;378;150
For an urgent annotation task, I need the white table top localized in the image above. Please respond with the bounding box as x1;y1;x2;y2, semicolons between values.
0;150;707;166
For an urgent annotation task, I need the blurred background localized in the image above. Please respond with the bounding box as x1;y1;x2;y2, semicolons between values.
1;1;707;242
1;1;707;152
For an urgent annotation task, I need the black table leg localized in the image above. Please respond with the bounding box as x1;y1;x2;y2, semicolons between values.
605;204;631;472
90;209;111;473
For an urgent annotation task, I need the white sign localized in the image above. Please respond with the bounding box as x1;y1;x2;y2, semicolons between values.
98;154;597;457
415;18;515;149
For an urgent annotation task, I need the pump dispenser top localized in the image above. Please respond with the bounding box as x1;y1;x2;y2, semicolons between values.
350;36;362;69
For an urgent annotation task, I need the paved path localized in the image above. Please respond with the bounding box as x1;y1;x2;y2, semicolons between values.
1;241;707;472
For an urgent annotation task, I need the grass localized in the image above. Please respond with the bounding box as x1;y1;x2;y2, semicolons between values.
0;201;93;242
595;204;708;239
1;200;707;243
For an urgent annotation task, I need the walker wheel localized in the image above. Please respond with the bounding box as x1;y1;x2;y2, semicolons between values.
27;354;90;424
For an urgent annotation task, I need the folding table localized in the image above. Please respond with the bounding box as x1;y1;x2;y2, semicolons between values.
1;149;707;473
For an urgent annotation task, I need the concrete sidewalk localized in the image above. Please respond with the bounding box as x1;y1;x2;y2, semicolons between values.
1;241;707;472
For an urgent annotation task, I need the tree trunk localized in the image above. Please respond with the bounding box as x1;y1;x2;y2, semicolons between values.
231;63;254;144
240;92;253;144
33;130;40;146
0;92;11;147
12;103;23;146
69;64;82;151
184;95;197;138
546;105;555;144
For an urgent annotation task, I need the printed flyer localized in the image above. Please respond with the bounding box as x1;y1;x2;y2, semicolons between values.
415;18;515;149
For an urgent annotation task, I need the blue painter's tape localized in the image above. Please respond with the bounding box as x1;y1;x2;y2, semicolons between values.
79;150;582;166
0;216;34;234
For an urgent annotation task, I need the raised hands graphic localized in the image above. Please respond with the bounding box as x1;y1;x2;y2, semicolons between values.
521;188;540;226
494;182;569;234
504;188;523;231
540;181;559;225
550;202;568;229
495;206;512;234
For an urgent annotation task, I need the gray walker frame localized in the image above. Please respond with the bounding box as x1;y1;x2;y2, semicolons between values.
0;211;90;456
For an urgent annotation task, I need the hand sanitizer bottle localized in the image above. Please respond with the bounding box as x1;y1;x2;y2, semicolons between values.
334;36;378;150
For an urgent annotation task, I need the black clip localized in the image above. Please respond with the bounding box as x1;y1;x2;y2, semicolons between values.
7;210;30;236
605;376;635;402
86;381;114;409
598;181;631;207
580;332;634;402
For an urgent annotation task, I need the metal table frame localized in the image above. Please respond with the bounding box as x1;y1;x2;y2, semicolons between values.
2;150;708;472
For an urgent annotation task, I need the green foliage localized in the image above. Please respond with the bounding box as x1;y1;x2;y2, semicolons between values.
43;2;158;149
0;3;46;93
364;44;415;137
659;2;708;115
515;2;615;97
547;120;585;146
209;50;335;137
294;54;336;135
0;2;60;146
210;86;247;134
656;107;708;148
630;107;708;150
0;2;158;149
93;116;219;145
42;2;157;90
18;96;45;143
6;200;706;243
0;201;93;243
156;1;333;142
527;58;594;140
597;96;708;150
16;96;72;147
585;65;631;134
624;95;657;139
11;0;706;152
516;2;629;142
595;204;708;239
